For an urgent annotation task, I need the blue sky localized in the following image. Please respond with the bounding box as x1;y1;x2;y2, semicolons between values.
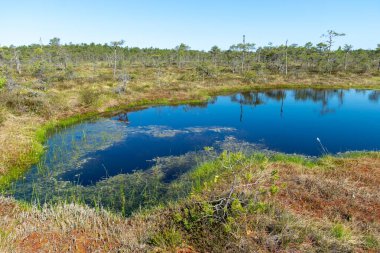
1;0;379;50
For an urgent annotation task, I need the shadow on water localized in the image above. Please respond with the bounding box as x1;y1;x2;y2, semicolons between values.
6;88;380;215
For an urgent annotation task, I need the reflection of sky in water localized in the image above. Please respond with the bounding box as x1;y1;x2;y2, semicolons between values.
8;89;380;204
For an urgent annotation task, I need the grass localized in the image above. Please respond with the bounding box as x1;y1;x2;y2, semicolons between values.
0;112;99;190
0;64;379;251
365;234;380;250
269;153;317;167
0;151;378;252
331;223;351;240
149;228;183;249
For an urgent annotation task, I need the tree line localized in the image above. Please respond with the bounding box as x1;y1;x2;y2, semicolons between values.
0;30;380;87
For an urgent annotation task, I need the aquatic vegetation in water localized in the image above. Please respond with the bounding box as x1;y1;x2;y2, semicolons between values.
126;125;236;138
8;136;269;215
6;89;380;216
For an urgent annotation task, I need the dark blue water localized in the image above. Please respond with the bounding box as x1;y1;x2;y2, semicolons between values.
13;89;380;188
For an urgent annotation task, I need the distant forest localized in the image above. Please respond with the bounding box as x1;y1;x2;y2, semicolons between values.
1;30;380;88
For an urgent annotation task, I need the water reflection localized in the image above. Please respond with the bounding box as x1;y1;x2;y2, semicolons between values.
116;113;130;123
183;99;214;111
7;88;380;215
36;88;380;186
230;89;356;117
230;92;266;122
369;91;380;102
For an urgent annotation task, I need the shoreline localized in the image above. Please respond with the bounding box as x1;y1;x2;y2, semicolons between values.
1;81;380;189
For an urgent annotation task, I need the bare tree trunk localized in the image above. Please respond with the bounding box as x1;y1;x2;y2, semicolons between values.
285;40;288;76
241;35;245;73
16;59;21;74
13;51;21;74
344;52;349;71
113;48;117;78
257;50;261;63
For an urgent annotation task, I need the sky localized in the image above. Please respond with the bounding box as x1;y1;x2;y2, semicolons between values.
1;0;379;50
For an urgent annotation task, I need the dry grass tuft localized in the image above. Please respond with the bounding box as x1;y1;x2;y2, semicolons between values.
0;197;165;252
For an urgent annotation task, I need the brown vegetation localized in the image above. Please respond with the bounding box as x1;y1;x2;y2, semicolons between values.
0;153;378;252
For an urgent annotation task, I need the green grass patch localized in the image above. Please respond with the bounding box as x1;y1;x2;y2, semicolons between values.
269;153;316;167
364;234;379;250
338;151;380;159
331;223;351;240
149;228;183;249
0;112;98;191
0;76;6;89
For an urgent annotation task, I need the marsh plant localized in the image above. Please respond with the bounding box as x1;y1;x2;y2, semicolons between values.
9;135;268;216
317;137;329;155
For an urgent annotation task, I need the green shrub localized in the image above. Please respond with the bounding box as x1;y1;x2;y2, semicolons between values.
243;71;257;83
29;61;53;81
195;63;218;79
79;89;100;106
0;91;50;116
64;64;75;80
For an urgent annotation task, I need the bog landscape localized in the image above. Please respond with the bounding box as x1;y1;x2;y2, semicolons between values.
1;1;380;252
